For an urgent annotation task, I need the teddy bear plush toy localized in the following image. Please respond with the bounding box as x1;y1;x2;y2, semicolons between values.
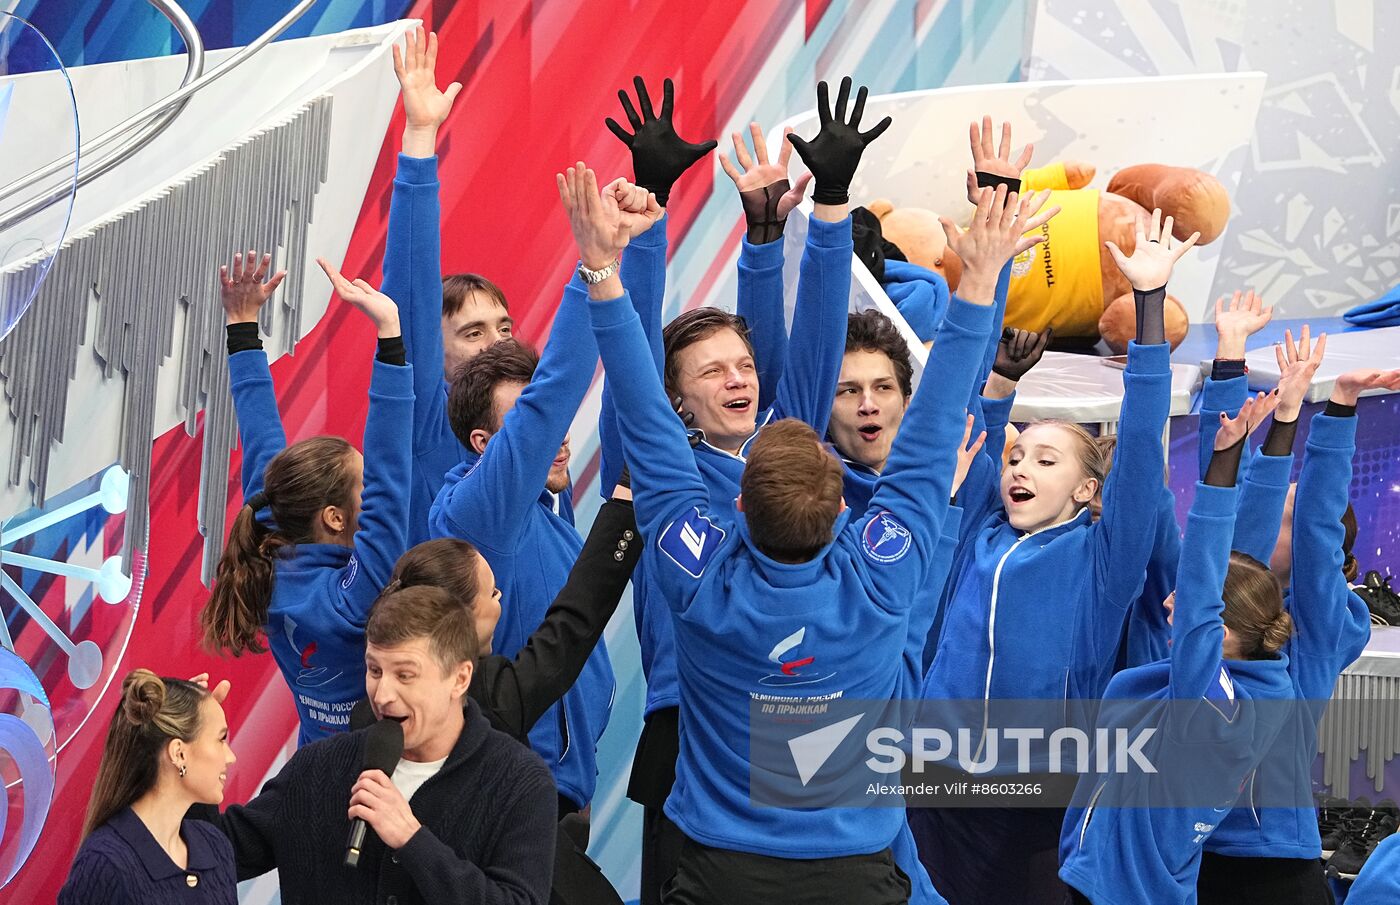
867;161;1230;351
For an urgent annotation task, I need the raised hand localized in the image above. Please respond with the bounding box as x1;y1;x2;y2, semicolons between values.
1273;326;1326;420
1332;368;1400;406
940;186;1059;303
721;122;814;243
221;250;287;325
1214;391;1280;450
605;176;663;238
992;327;1053;382
557;163;631;271
316;258;401;338
393;27;462;156
786;76;892;208
1104;208;1200;292
187;673;231;704
606;77;717;208
952;414;988;498
1213;289;1273;359
966;116;1034;203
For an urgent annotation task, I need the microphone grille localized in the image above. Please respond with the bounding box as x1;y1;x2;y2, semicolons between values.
362;718;405;778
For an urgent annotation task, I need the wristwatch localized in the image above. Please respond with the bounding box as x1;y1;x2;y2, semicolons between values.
577;258;621;285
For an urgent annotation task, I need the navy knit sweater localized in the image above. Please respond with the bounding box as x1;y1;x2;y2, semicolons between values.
60;808;237;905
199;698;556;905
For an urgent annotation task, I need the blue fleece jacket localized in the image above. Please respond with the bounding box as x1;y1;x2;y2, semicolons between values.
228;350;414;746
921;341;1172;770
1060;483;1294;905
611;217;854;718
1206;411;1371;859
592;280;994;857
428;278;612;809
1347;831;1400;903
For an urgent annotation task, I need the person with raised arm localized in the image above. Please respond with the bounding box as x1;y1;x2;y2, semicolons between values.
600;76;872;902
1198;362;1397;904
572;102;1051;897
425;163;655;817
200;252;413;747
383;27;531;544
1060;392;1296;905
911;208;1191;905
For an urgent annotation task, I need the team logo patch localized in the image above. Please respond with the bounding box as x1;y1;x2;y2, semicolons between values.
1010;245;1035;277
340;554;360;590
862;511;912;564
1203;662;1240;722
658;508;725;578
760;626;836;686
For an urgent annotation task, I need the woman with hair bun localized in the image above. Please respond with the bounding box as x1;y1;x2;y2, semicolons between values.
1198;360;1400;904
60;669;237;904
1060;392;1298;905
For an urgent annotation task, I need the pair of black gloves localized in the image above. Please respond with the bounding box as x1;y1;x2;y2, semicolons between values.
605;75;891;240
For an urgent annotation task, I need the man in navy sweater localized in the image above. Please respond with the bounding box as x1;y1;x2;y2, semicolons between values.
196;581;556;905
564;95;1055;897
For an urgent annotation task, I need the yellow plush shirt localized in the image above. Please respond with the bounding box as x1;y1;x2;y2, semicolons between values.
1006;188;1102;337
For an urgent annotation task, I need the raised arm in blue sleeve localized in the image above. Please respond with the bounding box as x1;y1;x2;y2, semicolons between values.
382;154;448;450
770;215;853;435
736;235;788;411
431;281;597;553
1169;482;1240;700
228;349;288;503
588;293;711;588
1289;411;1370;689
1231;449;1292;564
1198;374;1248;479
864;297;996;603
976;260;1014;385
600;216;669;492
1091;341;1173;609
336;359;415;624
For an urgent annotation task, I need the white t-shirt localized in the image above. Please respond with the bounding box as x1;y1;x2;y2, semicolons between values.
392;756;446;802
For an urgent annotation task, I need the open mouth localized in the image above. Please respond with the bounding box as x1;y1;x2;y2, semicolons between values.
722;397;752;412
858;424;882;442
383;714;409;726
1008;487;1036;503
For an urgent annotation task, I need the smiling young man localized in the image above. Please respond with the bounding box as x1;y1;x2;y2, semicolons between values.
828;309;915;511
198;585;556;905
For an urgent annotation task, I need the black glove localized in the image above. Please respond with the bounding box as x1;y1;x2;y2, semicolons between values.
992;327;1052;381
851;206;906;283
606;77;717;208
785;77;892;206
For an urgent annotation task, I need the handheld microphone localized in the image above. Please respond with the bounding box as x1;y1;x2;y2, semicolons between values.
344;718;404;868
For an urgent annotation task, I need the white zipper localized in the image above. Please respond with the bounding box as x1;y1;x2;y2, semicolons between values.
974;512;1085;763
1079;781;1108;849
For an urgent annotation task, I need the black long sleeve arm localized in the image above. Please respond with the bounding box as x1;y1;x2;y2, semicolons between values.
472;498;641;741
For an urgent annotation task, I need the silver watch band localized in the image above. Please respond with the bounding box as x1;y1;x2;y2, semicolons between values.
577;258;621;285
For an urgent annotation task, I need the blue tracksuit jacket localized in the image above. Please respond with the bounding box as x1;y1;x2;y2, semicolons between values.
592;282;994;857
1347;831;1400;903
1206;411;1370;858
1059;482;1294;905
428;277;611;809
921;340;1172;771
601;217;853;719
229;350;413;746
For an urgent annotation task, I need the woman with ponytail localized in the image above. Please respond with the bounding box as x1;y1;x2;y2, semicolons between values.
1198;358;1400;904
60;670;237;904
200;250;414;745
1060;392;1297;905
